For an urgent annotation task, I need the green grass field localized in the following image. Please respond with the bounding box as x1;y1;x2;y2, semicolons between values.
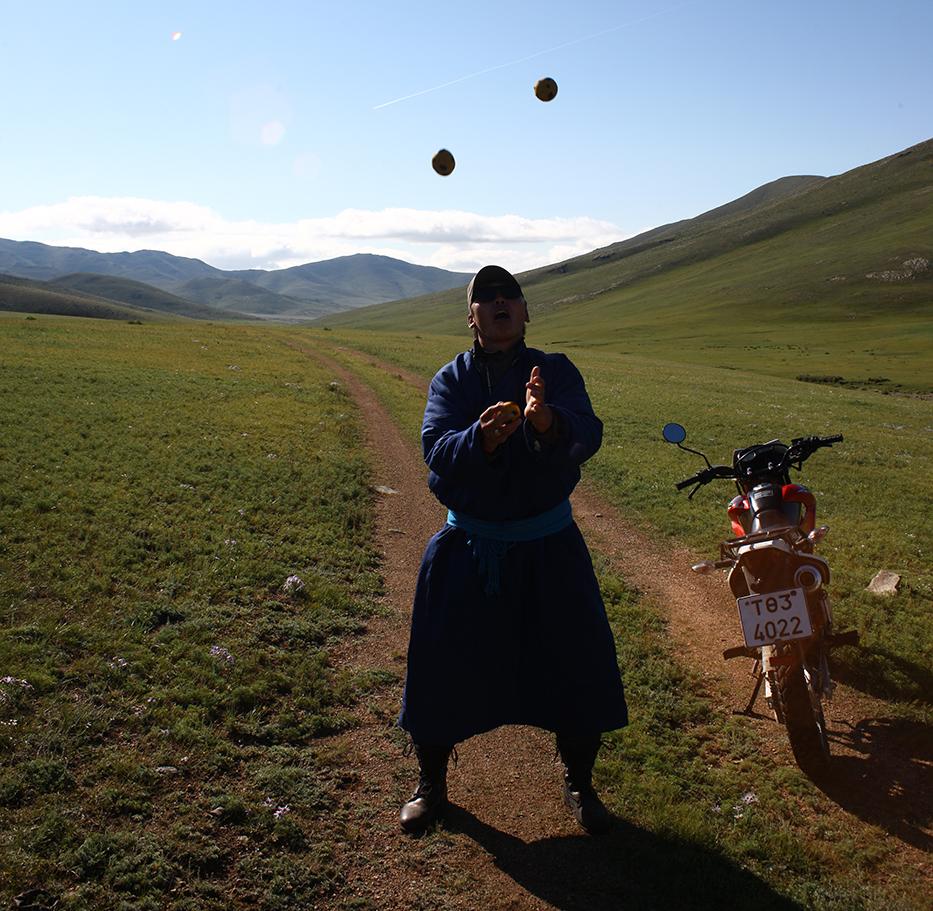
1;312;928;910
0;314;384;909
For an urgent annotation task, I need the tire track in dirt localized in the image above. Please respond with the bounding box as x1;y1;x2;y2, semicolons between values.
318;342;931;881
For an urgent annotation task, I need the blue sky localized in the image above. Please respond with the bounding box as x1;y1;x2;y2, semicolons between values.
1;0;930;272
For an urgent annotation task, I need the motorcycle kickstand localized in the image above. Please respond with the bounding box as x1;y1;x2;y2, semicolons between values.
734;662;764;716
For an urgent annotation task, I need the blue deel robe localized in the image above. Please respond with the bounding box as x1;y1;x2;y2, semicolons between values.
398;342;628;746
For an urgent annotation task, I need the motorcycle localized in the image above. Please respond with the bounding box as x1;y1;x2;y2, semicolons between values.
662;423;859;774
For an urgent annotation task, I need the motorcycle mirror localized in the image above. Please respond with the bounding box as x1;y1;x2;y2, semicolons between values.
662;423;687;444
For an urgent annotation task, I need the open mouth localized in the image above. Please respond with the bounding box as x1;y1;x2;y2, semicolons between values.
494;309;510;321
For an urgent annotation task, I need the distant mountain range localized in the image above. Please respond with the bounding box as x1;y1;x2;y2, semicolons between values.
0;243;471;321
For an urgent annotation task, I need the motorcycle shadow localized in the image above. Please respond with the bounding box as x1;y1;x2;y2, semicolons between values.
443;803;801;911
822;715;932;851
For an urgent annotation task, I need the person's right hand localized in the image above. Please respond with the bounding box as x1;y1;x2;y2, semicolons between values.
479;401;522;454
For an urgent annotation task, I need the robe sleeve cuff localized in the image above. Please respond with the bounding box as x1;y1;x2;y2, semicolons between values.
523;407;567;456
471;420;509;470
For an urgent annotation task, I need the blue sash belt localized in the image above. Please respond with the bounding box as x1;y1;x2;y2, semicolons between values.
446;499;573;595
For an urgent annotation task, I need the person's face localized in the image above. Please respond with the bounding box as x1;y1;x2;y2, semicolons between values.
468;289;529;351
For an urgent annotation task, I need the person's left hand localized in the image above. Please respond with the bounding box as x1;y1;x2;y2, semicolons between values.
525;366;553;434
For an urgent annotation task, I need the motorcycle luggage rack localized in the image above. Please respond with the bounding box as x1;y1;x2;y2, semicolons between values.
720;526;806;560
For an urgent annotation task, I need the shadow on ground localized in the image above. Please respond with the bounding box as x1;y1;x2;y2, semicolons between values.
445;805;801;911
821;715;932;851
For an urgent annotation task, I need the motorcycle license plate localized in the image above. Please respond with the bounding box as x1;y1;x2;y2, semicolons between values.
736;587;812;648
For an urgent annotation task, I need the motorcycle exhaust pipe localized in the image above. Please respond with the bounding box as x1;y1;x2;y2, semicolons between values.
794;565;823;593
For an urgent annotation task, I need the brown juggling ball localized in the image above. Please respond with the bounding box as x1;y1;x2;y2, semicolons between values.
534;77;558;102
432;149;455;176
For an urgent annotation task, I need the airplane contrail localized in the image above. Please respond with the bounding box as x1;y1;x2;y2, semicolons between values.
373;2;696;110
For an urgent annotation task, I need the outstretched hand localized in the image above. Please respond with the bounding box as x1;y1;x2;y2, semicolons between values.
525;366;553;434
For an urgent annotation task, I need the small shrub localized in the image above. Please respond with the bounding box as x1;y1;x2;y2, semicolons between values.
101;783;153;818
0;772;25;806
132;602;186;631
70;831;177;896
22;809;77;853
271;815;306;849
21;758;74;797
168;824;228;874
208;794;248;824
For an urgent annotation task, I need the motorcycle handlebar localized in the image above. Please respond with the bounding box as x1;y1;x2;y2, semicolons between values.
674;434;843;493
676;464;734;490
788;433;844;464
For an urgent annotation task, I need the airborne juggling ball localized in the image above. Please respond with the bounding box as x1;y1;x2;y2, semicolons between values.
432;149;455;176
534;77;558;102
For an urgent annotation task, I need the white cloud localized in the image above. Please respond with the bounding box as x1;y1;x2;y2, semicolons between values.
0;196;628;273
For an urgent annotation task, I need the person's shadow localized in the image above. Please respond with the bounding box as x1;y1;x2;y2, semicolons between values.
444;804;801;911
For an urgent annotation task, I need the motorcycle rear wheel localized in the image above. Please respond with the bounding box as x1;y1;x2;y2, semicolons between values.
776;663;830;775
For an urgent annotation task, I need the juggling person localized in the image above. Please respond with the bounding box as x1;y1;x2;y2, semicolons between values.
398;265;628;835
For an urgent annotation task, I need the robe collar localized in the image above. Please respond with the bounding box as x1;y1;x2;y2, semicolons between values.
470;340;526;395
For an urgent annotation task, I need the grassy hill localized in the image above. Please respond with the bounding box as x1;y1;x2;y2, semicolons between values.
323;140;932;390
0;240;470;318
51;273;244;321
176;277;337;320
0;273;163;321
230;254;471;310
0;240;222;286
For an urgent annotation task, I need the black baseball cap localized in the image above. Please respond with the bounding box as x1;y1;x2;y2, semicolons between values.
466;265;523;306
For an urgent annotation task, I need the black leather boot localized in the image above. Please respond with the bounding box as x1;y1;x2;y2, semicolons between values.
557;732;612;835
399;744;451;834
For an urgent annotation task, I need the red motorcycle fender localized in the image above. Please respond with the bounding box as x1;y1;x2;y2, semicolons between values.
727;495;750;537
783;483;816;533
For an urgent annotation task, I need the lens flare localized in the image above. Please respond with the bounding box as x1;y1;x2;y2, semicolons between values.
260;121;286;146
171;31;182;41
